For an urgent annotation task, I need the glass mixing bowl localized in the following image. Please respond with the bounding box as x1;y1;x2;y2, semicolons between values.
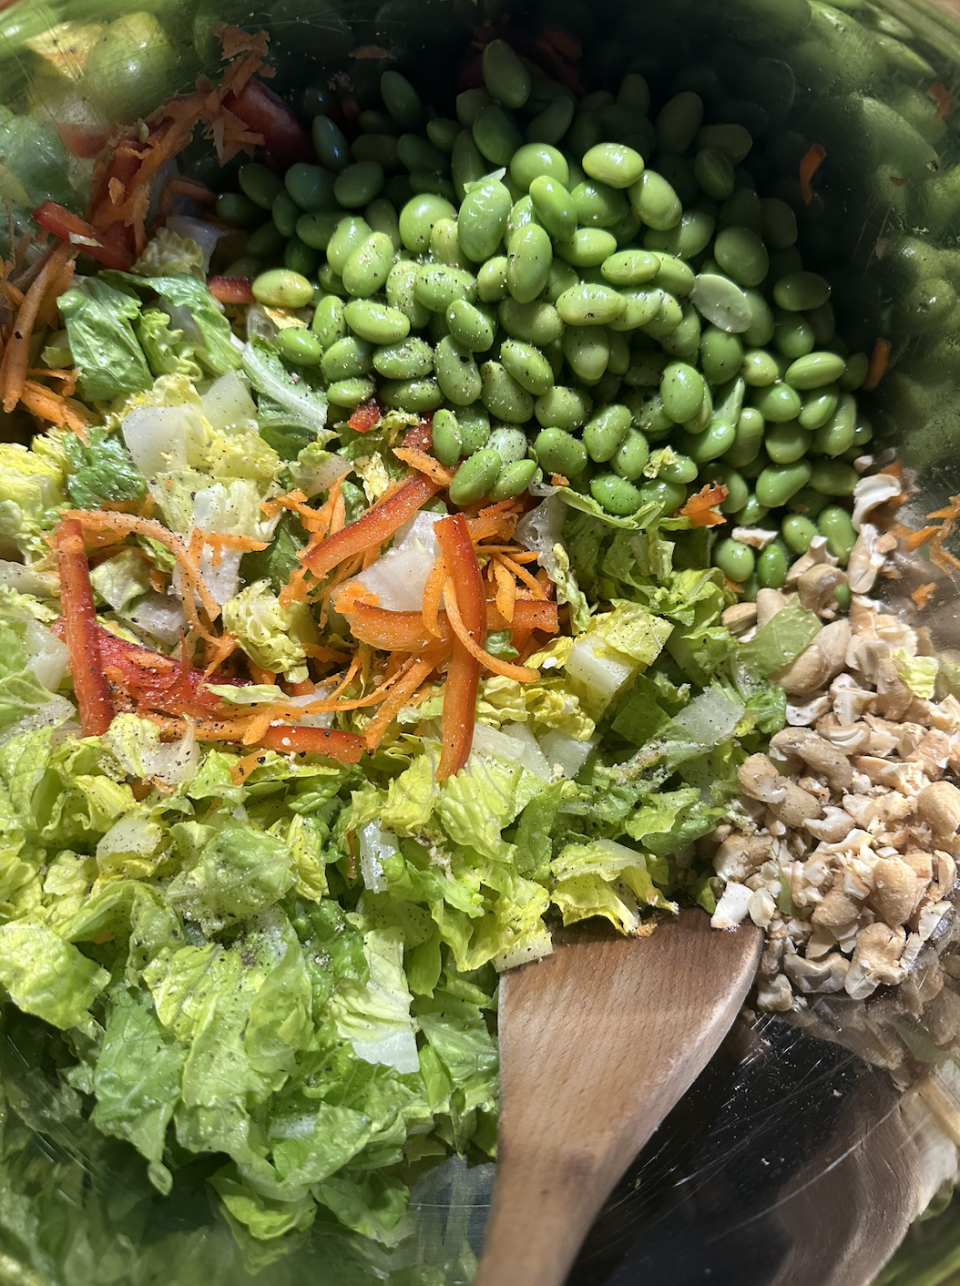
3;0;960;1282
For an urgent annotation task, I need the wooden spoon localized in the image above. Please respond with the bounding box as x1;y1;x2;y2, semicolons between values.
473;909;763;1286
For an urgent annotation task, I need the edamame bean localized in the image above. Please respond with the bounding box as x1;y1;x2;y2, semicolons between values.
483;38;531;110
499;298;564;344
448;448;502;506
714;537;755;583
567;111;603;159
773;271;831;312
528;175;577;242
817;505;857;562
660;303;701;360
481;361;535;423
239;162;284;210
272;191;300;238
765;422;809;464
430;217;466;268
658;453;698;486
789;487;827;519
397;132;449;177
427;118;460;154
296;211;340;250
563;325;610;382
251;269;314;309
312;295;345;349
380;378;443;413
797;384;839;430
713;227;769;289
478;256;510;303
545;260;580;303
216;192;262;229
712;465;749;513
760;196;797;249
341;232;395;299
415;264;477;312
650;256;693;301
840;352;869;391
689;274;753;333
321;335;374;381
656;91;705;155
489;458;539;501
697;123;753;163
756;461;812;507
352;134;400;169
773;311;815;360
555;229;618;268
607;329;630;376
683;417;737;462
399;193;457;252
328;378;377;408
507;223;553;304
571;178;629;229
446;299;495;352
385;260;430;328
334;162;385;209
500;338;555;395
601;250;660;287
611;429;650;480
584;404;632;462
628;170;682;231
342;299;410;345
276;327;323;366
590;473;644;515
556;283;625;326
785;350;847;390
452;130;487;199
719;188;763;236
534;428;587;477
694;147;736;201
751;382;802;423
458;405;491;454
807;301;836;346
535;385;592;431
700;327;744;384
782;513;818;554
372;337;433;379
526;95;575;146
284;238;319;277
743;289;776;346
813;393;857;456
644;292;685;339
318;265;346;296
661;362;705;423
434;336;483;406
757;542;788;589
246;221;285;259
458;179;512;262
381;71;424;131
740;348;780;387
313;115;349;172
327;217;372;275
488;427;528;465
432;408;462;466
474;104;524;166
582;142;644;190
286;163;337;212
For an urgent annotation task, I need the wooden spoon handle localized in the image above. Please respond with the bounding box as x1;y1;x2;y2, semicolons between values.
474;912;762;1286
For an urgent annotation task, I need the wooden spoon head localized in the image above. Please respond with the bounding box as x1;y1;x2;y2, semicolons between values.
475;911;762;1286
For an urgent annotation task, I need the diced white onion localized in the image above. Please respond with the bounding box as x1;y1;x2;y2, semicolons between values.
121;404;203;477
538;728;597;780
124;592;187;646
200;370;258;434
565;636;635;711
355;511;444;613
357;821;398;894
471;722;552;781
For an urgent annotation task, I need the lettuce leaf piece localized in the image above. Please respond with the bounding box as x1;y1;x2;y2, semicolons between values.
221;579;316;682
436;757;540;863
240;510;307;594
132;228;205;279
270;1103;374;1187
0;619;68;741
0;437;67;559
0;920;109;1030
328;928;419;1074
550;839;674;932
58;277;153;402
893;649;939;700
89;546;152;610
103;272;241;377
90;985;185;1194
315;1170;411;1243
63;427;146;511
242;339;329;435
165;822;296;934
137;308;204;381
0;110;76;216
738;600;822;678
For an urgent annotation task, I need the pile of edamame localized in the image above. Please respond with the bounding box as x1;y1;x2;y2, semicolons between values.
216;40;873;596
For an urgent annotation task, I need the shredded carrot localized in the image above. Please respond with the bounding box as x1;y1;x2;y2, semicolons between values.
61;510;221;641
493;558;517;623
19;380;94;441
303;644;351;664
912;582;936;610
496;552;547;599
678;482;728;528
363;648;447;750
799;143;826;205
0;241;75;413
904;526;938;552
392;447;455;488
248;662;276;686
278;563;315;606
301;473;441;580
443;578;539;682
863;337;891;392
928;81;954;122
422;556;446;639
333;581;380;614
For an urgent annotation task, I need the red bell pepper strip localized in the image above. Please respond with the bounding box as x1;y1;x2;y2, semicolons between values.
221;80;314;167
301;473;442;579
208;276;256;304
346;399;382;434
349;599;559;652
55;520;115;737
31;202;134;270
434;514;485;780
259;725;365;763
